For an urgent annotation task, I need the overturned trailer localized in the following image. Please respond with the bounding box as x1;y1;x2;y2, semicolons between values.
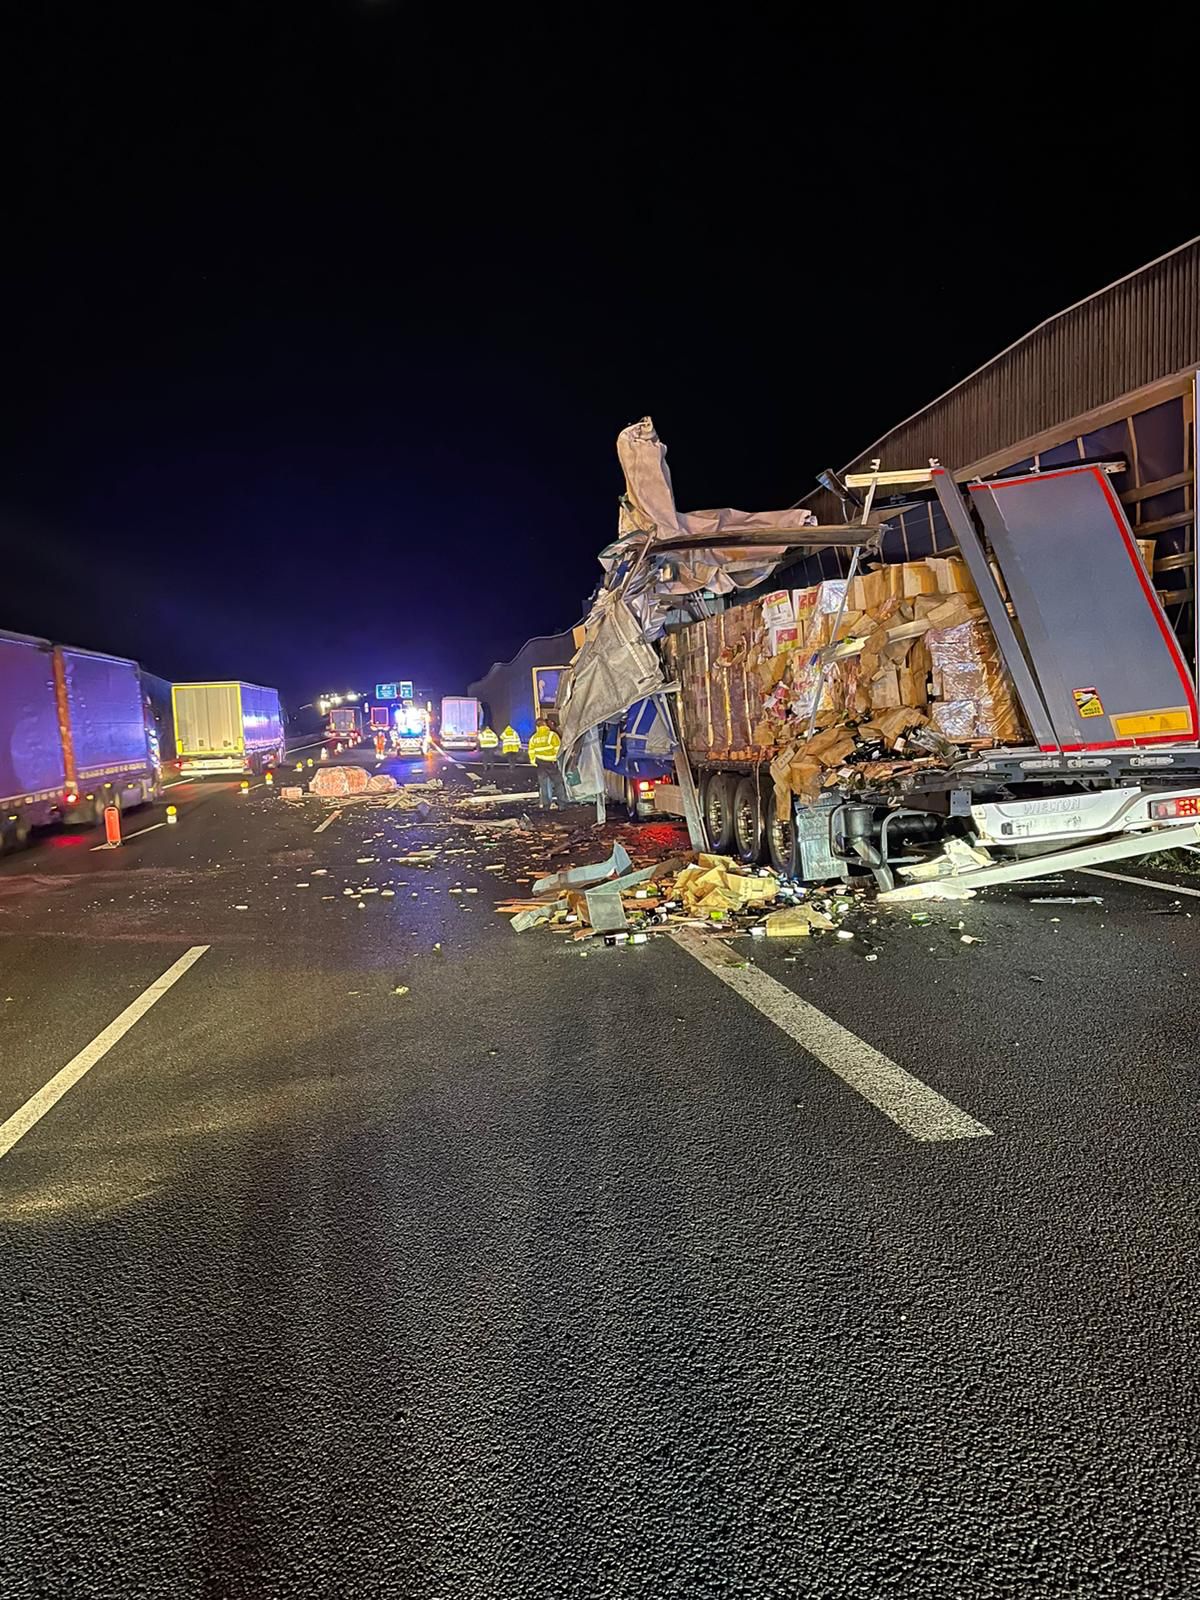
558;412;1200;892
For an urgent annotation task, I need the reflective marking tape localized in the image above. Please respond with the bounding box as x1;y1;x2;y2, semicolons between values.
1110;708;1192;739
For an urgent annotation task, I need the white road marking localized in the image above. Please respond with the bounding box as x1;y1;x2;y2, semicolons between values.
0;946;210;1162
432;742;482;780
162;779;190;789
671;928;992;1143
89;823;166;851
314;809;342;834
1081;866;1200;899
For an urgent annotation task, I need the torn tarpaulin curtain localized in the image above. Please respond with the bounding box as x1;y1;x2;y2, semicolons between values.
555;591;664;765
557;416;817;767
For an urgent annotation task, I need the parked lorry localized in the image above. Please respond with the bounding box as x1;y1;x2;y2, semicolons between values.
172;681;285;777
439;695;482;751
327;704;363;744
0;629;160;850
656;462;1200;890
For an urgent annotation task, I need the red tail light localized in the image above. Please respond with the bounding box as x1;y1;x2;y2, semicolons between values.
1151;795;1200;819
636;780;654;792
64;792;79;806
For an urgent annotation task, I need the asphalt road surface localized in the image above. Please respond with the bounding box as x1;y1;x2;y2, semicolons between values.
1;742;1198;1598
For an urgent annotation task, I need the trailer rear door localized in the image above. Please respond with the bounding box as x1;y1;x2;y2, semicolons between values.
969;464;1198;751
174;683;243;756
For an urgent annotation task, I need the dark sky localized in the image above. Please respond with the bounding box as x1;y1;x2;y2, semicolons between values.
3;4;1194;704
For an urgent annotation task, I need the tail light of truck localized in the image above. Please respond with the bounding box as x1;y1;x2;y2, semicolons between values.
636;780;654;793
63;792;79;806
1151;795;1200;820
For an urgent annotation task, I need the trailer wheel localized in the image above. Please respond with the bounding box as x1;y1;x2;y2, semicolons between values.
731;775;763;864
623;780;644;824
766;803;798;877
702;772;736;853
1;815;32;855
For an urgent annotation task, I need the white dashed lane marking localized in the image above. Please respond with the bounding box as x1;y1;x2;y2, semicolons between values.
672;928;993;1143
0;946;210;1162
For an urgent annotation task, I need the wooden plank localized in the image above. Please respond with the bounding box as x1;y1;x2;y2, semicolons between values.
1120;469;1193;505
1133;509;1195;538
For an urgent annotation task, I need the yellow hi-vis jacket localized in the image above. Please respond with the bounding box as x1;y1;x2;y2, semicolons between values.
528;726;561;765
500;725;522;754
478;726;499;748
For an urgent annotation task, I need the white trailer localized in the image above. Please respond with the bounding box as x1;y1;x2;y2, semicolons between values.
172;681;285;777
439;696;482;751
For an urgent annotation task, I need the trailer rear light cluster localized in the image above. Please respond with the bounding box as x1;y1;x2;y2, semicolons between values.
636;780;654;792
64;792;79;806
1151;795;1200;820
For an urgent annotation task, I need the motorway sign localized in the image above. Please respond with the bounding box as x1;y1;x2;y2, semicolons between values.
376;682;397;700
398;680;414;700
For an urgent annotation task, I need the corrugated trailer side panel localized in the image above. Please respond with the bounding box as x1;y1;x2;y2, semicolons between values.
238;683;283;753
0;632;65;806
59;649;150;783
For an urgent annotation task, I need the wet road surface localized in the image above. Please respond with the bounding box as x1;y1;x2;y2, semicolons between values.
1;742;1198;1598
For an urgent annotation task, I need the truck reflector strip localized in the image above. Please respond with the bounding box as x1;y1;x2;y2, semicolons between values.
1110;708;1193;739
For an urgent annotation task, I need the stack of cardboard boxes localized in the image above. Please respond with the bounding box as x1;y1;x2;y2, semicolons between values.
752;554;1026;811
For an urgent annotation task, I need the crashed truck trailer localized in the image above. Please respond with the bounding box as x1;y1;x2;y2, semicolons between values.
654;461;1200;892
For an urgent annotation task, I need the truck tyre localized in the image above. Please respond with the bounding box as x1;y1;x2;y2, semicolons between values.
1;815;31;854
702;772;736;853
731;775;764;864
623;780;644;824
766;802;798;877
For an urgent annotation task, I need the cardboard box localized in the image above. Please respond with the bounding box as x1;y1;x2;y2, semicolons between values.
1137;538;1156;577
902;562;939;598
926;593;982;631
761;589;795;628
883;564;906;599
870;667;901;709
926;556;976;595
848;568;888;613
792;587;819;643
898;666;929;707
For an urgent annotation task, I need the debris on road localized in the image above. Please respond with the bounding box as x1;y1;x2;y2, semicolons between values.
763;904;835;937
311;765;372;797
533;843;633;895
460;790;538;807
1029;895;1103;905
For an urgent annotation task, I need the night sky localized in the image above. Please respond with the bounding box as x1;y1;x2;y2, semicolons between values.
3;5;1194;706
